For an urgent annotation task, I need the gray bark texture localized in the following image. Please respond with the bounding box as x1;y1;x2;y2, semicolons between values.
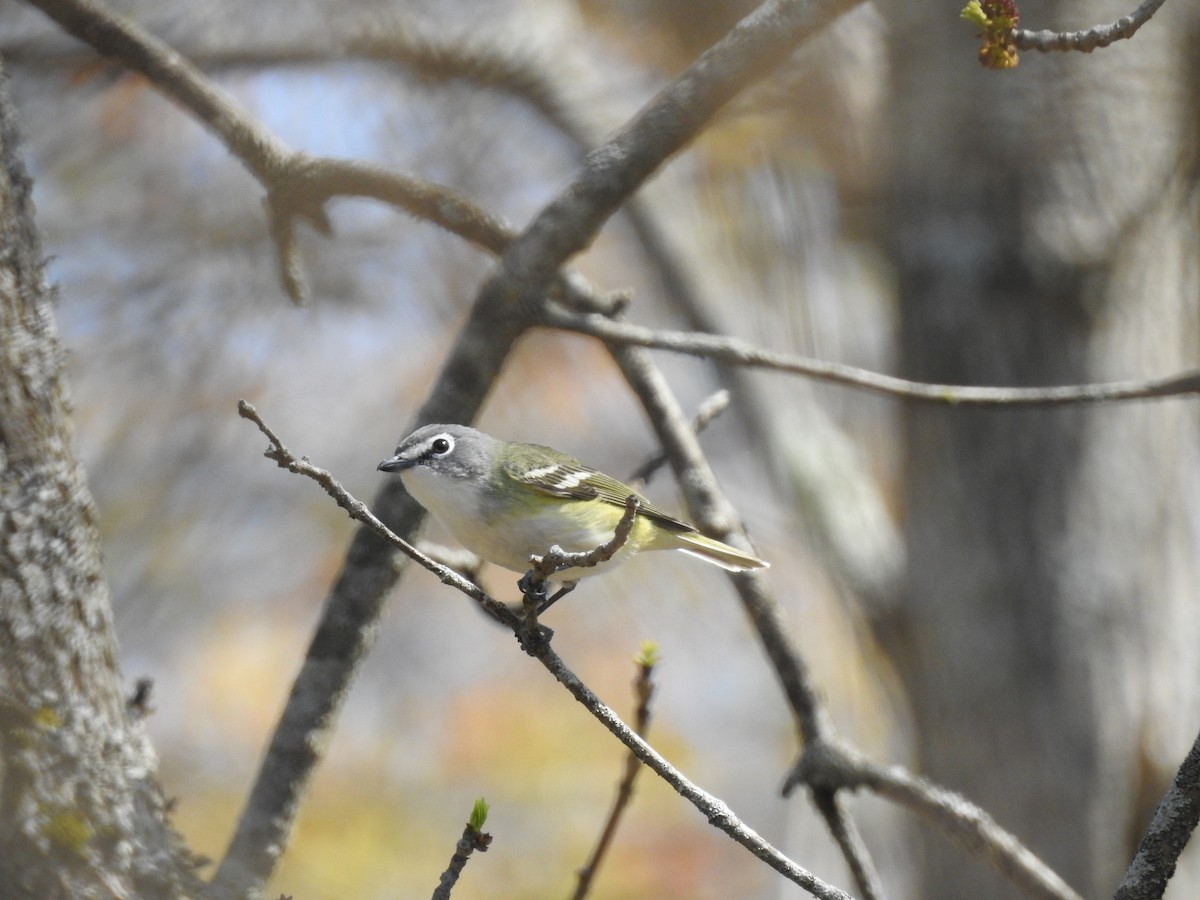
875;0;1200;897
0;58;198;898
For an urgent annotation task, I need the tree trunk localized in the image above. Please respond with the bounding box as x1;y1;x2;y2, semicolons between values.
876;1;1200;897
0;57;198;898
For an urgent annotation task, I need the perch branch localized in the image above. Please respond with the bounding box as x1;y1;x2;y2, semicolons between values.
237;401;518;628
518;495;641;628
238;404;854;900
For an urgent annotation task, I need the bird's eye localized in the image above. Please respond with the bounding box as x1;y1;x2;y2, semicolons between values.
431;436;453;455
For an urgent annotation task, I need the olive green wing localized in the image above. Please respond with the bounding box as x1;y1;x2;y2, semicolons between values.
500;444;695;532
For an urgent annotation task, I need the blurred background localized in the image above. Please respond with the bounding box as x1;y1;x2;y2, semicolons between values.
3;0;1199;897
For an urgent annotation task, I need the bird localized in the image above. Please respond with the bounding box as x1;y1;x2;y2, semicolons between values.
377;424;769;584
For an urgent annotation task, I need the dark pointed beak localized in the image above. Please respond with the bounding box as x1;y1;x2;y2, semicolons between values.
377;454;414;473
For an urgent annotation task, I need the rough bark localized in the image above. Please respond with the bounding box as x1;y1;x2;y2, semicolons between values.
0;57;198;898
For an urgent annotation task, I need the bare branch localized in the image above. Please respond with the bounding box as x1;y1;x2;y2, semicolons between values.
236;401;518;628
608;341;832;740
237;404;854;900
22;0;291;176
524;642;853;900
17;0;576;306
604;342;896;898
524;495;641;588
572;646;659;900
626;389;730;489
1013;0;1167;54
547;307;1200;407
790;740;1083;900
605;334;1079;900
1115;726;1200;900
811;790;887;900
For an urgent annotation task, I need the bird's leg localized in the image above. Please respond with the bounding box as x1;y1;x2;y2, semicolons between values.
515;571;554;650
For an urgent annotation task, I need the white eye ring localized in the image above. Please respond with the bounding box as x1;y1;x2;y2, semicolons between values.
430;435;454;456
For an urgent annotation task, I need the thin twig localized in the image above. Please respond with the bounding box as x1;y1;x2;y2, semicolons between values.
811;790;887;900
431;801;492;900
626;389;731;489
547;307;1200;407
1013;0;1167;54
525;495;641;588
517;495;640;632
237;401;519;629
572;646;659;900
237;404;854;900
1115;725;1200;900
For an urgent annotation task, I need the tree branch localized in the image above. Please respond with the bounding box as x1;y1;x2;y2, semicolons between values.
237;401;519;629
526;637;853;900
1115;725;1200;900
789;739;1083;900
811;790;887;900
17;0;613;310
626;389;730;489
236;405;854;900
1013;0;1168;54
572;645;659;900
545;307;1200;407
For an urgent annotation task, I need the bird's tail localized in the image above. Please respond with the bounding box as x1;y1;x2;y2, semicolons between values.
672;532;769;572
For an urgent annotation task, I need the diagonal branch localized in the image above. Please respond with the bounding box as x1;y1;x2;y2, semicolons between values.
236;401;518;629
237;404;855;900
1115;725;1200;900
606;341;889;899
528;639;854;900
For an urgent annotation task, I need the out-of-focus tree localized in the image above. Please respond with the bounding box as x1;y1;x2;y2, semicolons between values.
876;1;1200;896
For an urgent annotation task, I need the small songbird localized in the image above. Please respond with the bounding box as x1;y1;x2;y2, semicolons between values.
377;424;769;583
